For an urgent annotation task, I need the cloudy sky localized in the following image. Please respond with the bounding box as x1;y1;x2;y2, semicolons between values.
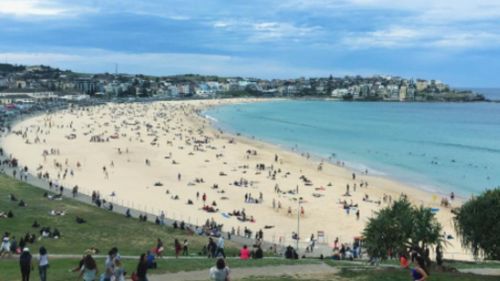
1;0;499;86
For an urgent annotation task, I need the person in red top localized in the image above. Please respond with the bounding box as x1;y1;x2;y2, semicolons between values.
239;245;250;260
174;239;181;258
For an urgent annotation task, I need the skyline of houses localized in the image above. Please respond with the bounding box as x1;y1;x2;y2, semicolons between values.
0;63;483;102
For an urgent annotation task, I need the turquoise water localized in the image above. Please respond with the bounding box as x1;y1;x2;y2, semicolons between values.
204;100;500;196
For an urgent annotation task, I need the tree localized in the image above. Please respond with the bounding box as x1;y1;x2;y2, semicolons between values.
454;188;500;259
363;198;443;259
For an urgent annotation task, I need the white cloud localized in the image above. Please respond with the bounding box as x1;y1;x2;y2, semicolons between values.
285;0;500;22
342;24;500;50
211;19;320;43
342;27;423;48
0;0;96;18
250;21;320;42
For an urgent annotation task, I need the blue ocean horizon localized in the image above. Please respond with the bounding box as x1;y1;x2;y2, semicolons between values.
204;100;500;196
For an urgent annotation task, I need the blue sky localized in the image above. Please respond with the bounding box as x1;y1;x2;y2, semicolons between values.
1;0;500;87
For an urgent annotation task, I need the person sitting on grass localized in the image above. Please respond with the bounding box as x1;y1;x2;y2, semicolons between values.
253;246;263;259
0;236;11;257
9;193;17;201
209;258;231;281
41;227;51;238
146;250;157;269
76;216;86;224
7;210;14;218
155;238;164;257
32;220;40;228
9;236;17;254
18;199;27;207
52;228;61;239
24;233;36;244
239;245;250;260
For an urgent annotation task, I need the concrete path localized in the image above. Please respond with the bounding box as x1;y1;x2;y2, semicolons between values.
459;268;500;276
149;263;339;281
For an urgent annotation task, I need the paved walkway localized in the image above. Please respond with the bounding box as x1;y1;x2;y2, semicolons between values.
149;263;339;281
459;268;500;276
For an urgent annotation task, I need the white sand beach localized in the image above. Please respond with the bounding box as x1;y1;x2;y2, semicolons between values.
1;98;469;259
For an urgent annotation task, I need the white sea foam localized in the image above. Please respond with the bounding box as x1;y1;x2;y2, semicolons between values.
204;114;218;122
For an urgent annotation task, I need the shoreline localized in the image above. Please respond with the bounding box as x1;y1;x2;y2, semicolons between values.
1;98;472;260
201;101;465;200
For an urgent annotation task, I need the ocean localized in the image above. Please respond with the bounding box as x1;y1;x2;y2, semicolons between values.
204;100;500;196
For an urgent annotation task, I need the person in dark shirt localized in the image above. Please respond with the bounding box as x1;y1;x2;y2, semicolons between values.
136;253;148;281
19;248;33;281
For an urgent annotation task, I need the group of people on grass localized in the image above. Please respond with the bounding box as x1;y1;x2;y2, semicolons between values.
1;232;37;257
11;246;49;281
73;247;145;281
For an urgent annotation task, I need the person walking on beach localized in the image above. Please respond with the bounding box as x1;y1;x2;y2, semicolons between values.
38;246;49;281
19;248;33;281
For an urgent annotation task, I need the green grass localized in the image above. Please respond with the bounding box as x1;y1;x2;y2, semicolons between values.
323;259;368;268
444;260;500;269
337;267;500;281
239;267;500;281
0;257;319;281
376;258;500;270
0;174;239;256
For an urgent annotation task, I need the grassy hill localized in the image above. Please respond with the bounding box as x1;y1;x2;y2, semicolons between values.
1;174;499;281
0;174;239;256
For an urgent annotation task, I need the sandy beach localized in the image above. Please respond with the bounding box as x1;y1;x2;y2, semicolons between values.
1;98;469;259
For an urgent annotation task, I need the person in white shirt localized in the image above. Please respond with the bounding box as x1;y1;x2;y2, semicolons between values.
215;237;225;258
38;246;49;281
209;258;230;281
